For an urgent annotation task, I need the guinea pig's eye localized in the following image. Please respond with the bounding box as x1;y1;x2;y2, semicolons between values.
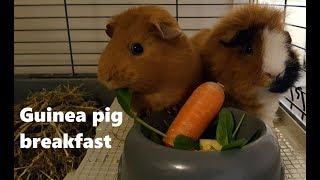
131;43;144;56
244;45;253;55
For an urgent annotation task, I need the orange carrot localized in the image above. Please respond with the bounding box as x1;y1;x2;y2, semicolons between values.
162;82;225;147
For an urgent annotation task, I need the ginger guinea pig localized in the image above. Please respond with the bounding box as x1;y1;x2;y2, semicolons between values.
98;5;202;114
192;4;301;125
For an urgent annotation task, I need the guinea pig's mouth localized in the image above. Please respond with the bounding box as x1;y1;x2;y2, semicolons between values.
98;79;125;91
99;79;147;94
268;59;301;93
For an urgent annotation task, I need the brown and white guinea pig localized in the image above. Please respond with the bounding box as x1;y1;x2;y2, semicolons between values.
191;4;301;125
98;5;203;115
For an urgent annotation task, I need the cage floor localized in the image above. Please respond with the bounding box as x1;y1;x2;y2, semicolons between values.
64;99;306;180
274;127;306;180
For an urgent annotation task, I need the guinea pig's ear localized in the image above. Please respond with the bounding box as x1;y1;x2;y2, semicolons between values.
284;30;292;44
151;22;182;40
219;30;239;48
105;22;114;38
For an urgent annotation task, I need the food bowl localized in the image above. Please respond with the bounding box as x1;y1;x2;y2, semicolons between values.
118;107;284;180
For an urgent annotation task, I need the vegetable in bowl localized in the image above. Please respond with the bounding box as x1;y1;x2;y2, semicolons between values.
116;82;262;152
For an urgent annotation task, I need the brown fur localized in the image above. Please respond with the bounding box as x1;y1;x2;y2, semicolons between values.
191;4;288;120
190;28;212;51
98;5;203;114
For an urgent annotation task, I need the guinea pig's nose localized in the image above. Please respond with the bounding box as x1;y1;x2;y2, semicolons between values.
105;75;112;82
266;73;273;78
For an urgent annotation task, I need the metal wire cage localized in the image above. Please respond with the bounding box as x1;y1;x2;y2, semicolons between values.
14;0;306;130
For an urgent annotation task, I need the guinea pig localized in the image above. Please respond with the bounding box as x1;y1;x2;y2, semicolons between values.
190;28;212;52
98;5;203;115
191;4;301;125
190;28;214;82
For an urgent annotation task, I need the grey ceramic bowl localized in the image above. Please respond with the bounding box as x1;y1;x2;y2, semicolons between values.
118;107;285;180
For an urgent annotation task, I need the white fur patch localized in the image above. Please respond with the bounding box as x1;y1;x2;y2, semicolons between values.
256;89;282;126
262;29;288;77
